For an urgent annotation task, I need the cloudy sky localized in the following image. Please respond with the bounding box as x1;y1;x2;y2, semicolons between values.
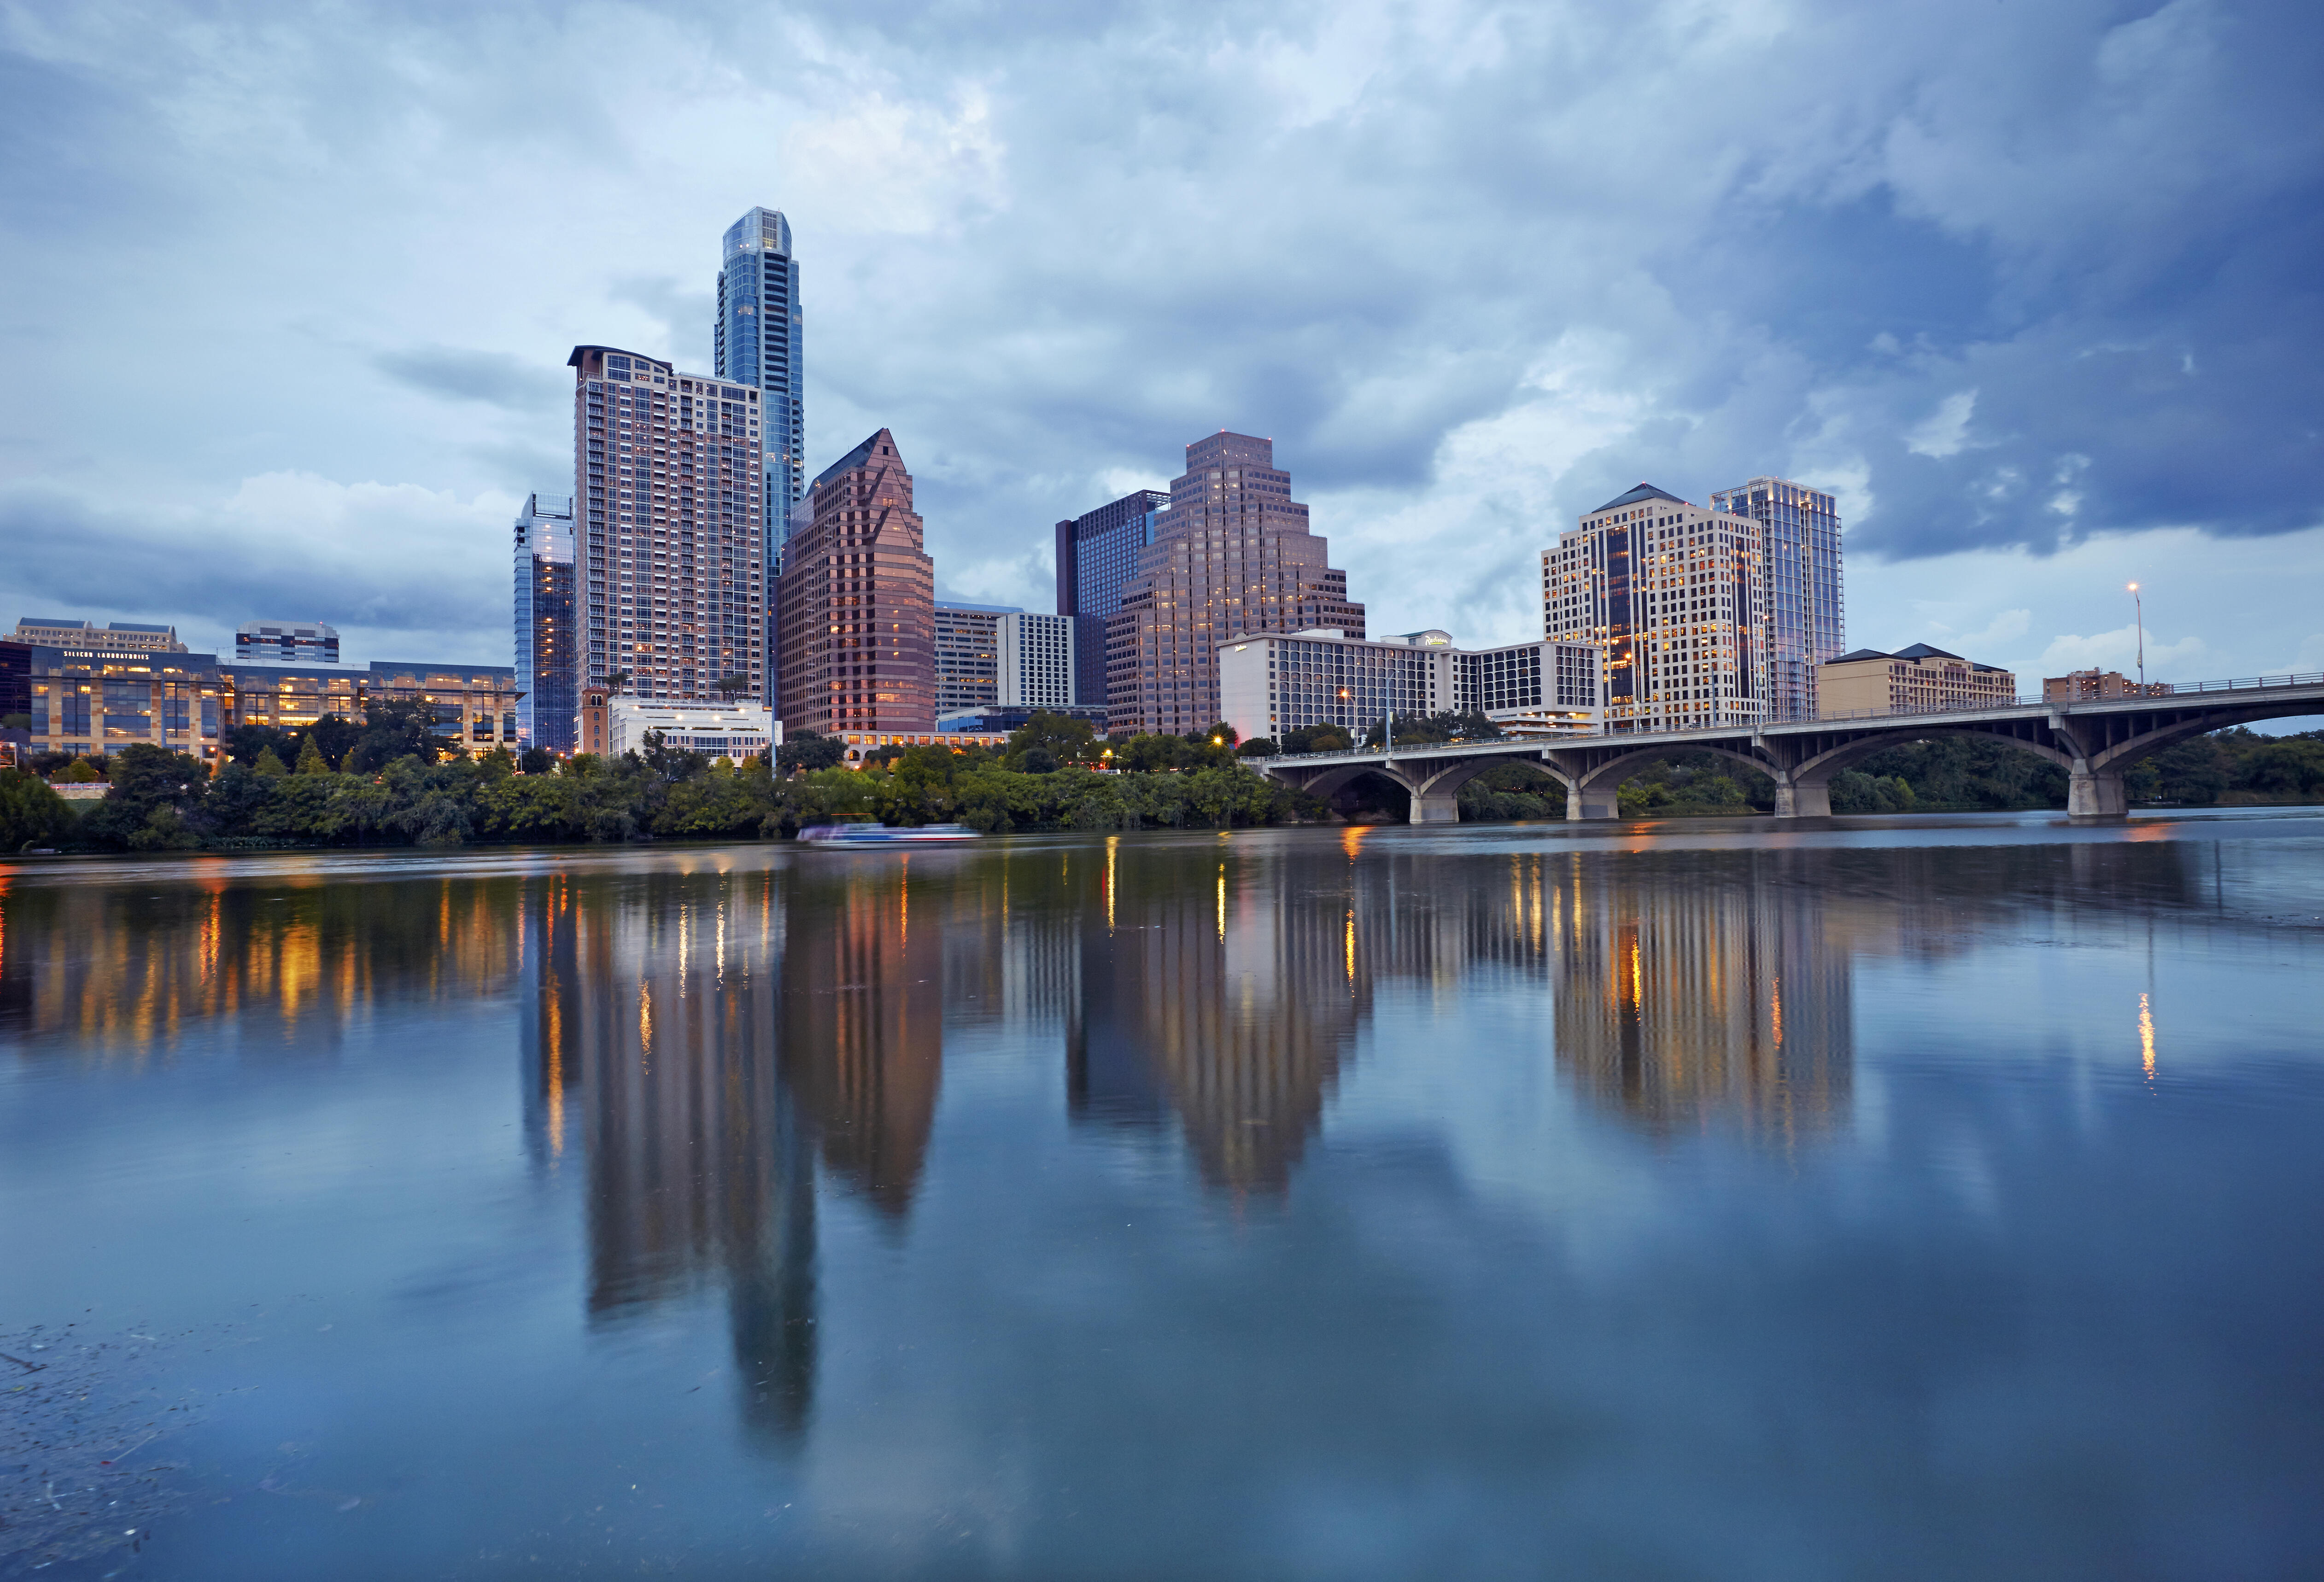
3;0;2320;701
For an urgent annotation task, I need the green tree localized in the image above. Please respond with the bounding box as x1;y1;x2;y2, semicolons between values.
0;769;76;851
295;734;329;774
776;730;847;774
1004;711;1099;769
253;746;290;778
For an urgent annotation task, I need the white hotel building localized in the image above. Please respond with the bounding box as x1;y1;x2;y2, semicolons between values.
1218;629;1602;746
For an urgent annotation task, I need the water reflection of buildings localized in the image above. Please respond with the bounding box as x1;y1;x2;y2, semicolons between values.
1547;851;1853;1140
527;866;820;1443
528;858;948;1445
0;871;521;1060
1058;837;1879;1184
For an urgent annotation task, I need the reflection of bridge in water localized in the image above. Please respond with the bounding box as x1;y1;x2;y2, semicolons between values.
1256;677;2324;822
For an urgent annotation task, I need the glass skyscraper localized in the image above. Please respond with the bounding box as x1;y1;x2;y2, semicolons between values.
514;491;576;752
1054;488;1167;706
1709;477;1844;723
715;208;804;538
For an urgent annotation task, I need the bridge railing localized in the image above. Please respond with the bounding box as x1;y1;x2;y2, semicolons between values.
1255;673;2324;761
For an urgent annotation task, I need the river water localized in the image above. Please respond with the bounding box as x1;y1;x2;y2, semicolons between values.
3;811;2322;1580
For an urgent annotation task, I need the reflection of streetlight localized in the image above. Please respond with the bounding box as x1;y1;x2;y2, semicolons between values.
2128;582;2145;688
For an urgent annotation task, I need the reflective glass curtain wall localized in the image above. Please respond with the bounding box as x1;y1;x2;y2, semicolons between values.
1710;478;1844;723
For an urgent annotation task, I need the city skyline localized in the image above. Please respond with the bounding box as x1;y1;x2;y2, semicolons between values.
4;3;2322;724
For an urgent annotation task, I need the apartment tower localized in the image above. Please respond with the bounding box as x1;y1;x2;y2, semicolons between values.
514;492;577;752
568;346;767;710
1708;477;1844;723
1543;484;1767;734
1106;432;1364;736
776;429;937;735
1055;488;1169;707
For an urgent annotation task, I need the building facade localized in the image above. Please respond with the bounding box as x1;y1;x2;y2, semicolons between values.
933;602;1012;716
713;207;803;698
1545;484;1769;734
220;664;362;738
354;661;522;755
1218;630;1602;746
775;429;937;736
2041;668;2168;703
12;619;186;654
1709;477;1845;722
236;621;340;665
1056;488;1169;707
514;492;578;753
23;647;224;762
998;612;1075;709
603;698;779;759
1106;432;1365;737
714;208;805;531
935;704;1107;734
1818;644;2016;716
568;346;768;714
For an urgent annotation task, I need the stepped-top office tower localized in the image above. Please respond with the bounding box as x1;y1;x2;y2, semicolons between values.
513;492;577;752
1543;484;1768;734
776;430;937;735
1105;432;1364;736
1708;477;1844;722
1055;488;1169;707
568;346;767;709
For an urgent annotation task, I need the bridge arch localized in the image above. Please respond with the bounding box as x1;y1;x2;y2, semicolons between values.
1548;742;1780;821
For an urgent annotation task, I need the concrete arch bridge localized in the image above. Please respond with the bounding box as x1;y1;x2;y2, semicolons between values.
1251;677;2324;824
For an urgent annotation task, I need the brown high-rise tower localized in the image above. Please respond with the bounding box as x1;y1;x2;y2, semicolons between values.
776;429;937;735
1105;432;1364;736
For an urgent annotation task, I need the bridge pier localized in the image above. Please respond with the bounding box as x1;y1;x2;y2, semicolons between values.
2067;767;2128;818
1565;782;1622;821
1410;788;1461;824
1771;775;1831;818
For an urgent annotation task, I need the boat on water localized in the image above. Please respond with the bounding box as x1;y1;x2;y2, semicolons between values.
796;823;980;846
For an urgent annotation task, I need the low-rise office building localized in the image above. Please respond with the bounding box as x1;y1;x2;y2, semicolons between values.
2042;668;2170;703
23;647;225;762
603;698;779;759
935;704;1107;734
236;620;341;665
1818;644;2017;717
1218;628;1603;746
12;618;187;655
834;729;1012;766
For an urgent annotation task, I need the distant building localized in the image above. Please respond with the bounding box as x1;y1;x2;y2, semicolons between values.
1820;645;2017;716
513;492;578;753
999;612;1076;709
776;429;937;736
831;728;1013;767
221;664;361;736
1106;433;1365;736
1709;477;1846;722
604;698;779;760
21;646;223;762
355;661;523;756
934;602;1013;716
1218;629;1602;746
0;639;30;723
2042;668;2168;703
1056;488;1169;707
568;345;768;709
1545;484;1770;734
714;207;804;693
935;704;1107;734
236;620;340;666
12;618;186;654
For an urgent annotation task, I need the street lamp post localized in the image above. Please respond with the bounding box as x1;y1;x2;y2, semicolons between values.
2128;582;2144;689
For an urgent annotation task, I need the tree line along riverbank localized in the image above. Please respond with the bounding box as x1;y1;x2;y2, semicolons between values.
3;706;2318;854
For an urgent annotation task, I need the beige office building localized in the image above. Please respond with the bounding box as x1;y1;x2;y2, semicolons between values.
12;618;187;654
1543;484;1768;734
1818;644;2016;716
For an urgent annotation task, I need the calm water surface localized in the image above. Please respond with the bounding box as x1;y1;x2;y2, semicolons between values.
4;811;2323;1580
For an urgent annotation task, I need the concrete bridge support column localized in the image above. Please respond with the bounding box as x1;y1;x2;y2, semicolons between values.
1410;788;1462;823
1565;782;1622;821
1771;773;1831;818
2067;767;2128;818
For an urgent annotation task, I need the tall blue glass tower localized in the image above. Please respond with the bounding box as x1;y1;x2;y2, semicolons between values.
716;207;802;705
